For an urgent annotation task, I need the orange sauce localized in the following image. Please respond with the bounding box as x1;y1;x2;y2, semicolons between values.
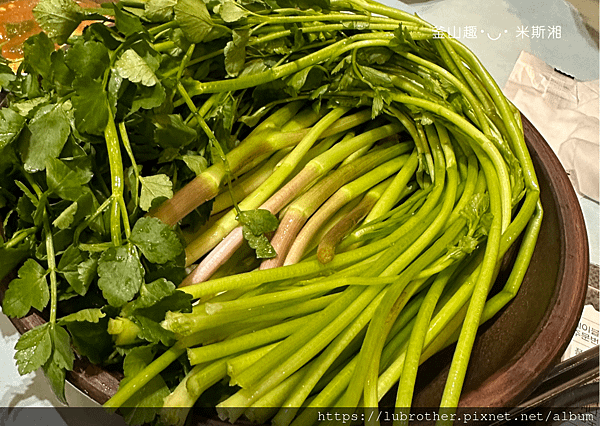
0;0;101;67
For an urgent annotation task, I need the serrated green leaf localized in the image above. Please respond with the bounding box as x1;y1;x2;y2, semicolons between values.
14;323;52;375
180;154;208;176
242;230;277;258
57;308;106;325
83;22;121;50
121;344;158;381
139;174;173;211
132;278;176;310
286;66;314;96
52;201;78;229
22;72;42;98
57;244;97;296
224;30;249;77
175;0;214;43
50;324;74;371
39;323;74;404
358;64;393;88
220;0;248;22
0;62;16;90
42;351;67;404
71;76;110;135
356;47;392;65
447;235;479;259
130;217;184;264
126;278;192;321
131;83;167;113
76;258;98;294
22;31;55;80
113;2;145;37
50;49;75;95
115;49;159;87
9;96;51;118
131;314;175;346
144;0;176;22
239;59;269;78
33;0;85;44
237;209;279;235
2;259;49;318
238;208;279;258
97;244;144;307
0;237;34;282
20;104;71;173
46;156;93;201
153;114;197;149
0;108;26;151
64;39;109;80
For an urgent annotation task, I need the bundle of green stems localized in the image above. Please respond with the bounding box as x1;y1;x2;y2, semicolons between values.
98;1;543;425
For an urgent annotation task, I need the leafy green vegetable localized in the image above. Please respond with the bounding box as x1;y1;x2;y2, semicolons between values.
113;3;145;38
64;39;109;80
115;49;160;87
139;174;173;211
2;259;49;318
110;278;192;347
0;238;34;281
22;32;55;81
71;77;110;135
97;244;144;307
57;244;97;295
33;0;86;44
20;104;71;173
224;30;249;77
174;0;215;43
14;323;53;375
144;0;177;22
52;201;77;230
237;209;280;259
153;114;197;149
57;308;106;325
130;217;184;264
46;157;93;201
66;316;114;364
0;108;26;151
45;324;75;378
220;0;248;22
180;154;207;176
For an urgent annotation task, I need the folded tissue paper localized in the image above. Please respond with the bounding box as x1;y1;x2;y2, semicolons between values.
504;50;599;202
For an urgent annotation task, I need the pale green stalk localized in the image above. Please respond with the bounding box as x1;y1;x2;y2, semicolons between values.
187;315;313;365
284;153;411;265
364;149;419;223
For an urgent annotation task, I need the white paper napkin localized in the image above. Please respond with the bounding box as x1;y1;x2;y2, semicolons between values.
503;50;599;202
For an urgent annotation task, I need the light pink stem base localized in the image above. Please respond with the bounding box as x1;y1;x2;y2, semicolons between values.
181;169;318;285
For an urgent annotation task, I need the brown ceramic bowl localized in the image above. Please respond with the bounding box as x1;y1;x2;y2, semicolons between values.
0;114;589;420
